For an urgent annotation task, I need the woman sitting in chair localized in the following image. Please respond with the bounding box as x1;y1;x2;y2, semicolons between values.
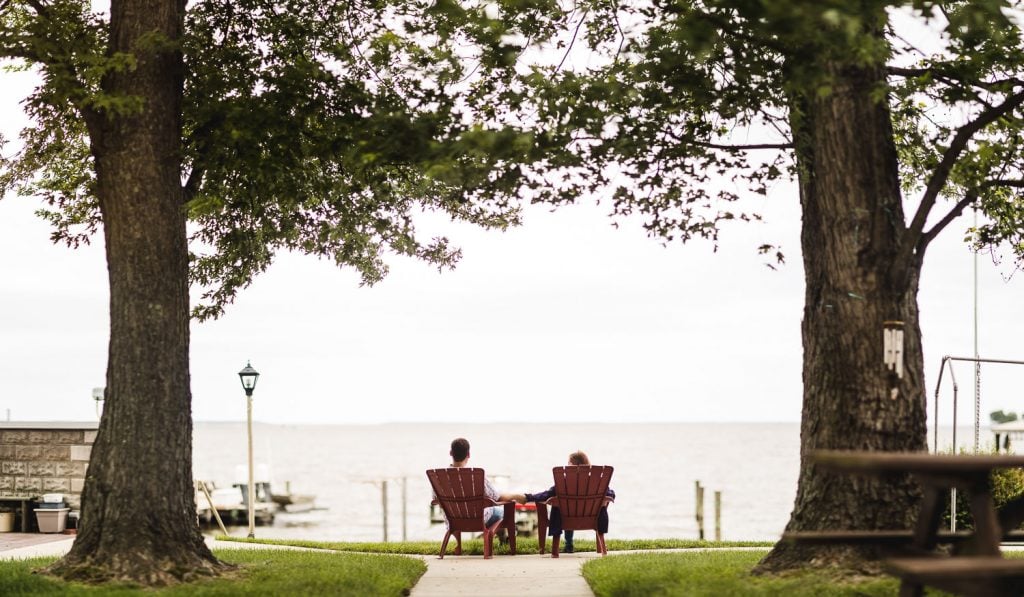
521;450;615;553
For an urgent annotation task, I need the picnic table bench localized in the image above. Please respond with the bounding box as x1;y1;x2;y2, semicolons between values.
782;450;1024;597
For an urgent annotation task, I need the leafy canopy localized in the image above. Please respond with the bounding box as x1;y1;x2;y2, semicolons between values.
5;0;1024;302
0;0;548;319
499;0;1024;267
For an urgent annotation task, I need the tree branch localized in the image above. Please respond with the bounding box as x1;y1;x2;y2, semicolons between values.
24;0;48;16
182;111;227;203
0;37;99;130
901;90;1024;264
0;35;42;62
983;178;1024;189
555;8;589;73
694;141;793;151
917;179;1024;256
183;166;205;204
698;10;788;55
917;194;975;255
887;65;1024;91
1;3;102;134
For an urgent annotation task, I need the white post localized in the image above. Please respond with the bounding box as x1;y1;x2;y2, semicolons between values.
247;394;255;539
401;476;408;542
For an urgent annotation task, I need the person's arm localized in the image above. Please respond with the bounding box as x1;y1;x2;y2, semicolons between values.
526;486;556;503
485;479;520;503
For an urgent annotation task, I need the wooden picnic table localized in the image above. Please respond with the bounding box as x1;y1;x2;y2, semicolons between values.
807;450;1024;596
813;451;1024;555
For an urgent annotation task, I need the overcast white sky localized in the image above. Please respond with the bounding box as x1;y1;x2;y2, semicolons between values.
1;25;1023;427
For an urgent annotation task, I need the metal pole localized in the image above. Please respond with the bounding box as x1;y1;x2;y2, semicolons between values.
943;356;1024;367
382;480;389;543
247;394;255;539
934;356;948;454
974;207;980;453
952;380;958;455
952;377;959;534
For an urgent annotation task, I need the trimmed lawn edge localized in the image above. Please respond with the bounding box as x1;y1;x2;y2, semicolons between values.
213;535;774;555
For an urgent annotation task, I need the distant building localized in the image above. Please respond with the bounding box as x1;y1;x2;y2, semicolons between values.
992;421;1024;452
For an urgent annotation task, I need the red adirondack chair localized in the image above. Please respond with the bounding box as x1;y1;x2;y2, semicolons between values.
426;467;517;559
537;465;614;558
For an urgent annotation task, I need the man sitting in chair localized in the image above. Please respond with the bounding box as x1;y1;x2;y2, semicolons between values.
448;437;524;528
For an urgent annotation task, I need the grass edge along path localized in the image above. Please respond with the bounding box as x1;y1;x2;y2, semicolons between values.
214;535;773;555
0;548;425;596
581;550;906;596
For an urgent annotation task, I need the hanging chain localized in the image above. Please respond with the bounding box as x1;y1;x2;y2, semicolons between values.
975;361;981;453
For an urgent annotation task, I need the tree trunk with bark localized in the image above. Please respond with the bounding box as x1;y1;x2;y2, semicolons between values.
756;58;929;572
46;0;226;585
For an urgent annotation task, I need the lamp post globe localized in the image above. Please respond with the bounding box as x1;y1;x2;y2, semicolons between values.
238;361;259;538
238;362;259;396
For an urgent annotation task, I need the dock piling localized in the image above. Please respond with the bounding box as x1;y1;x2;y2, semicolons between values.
714;490;721;541
695;480;705;540
382;480;389;543
401;476;408;542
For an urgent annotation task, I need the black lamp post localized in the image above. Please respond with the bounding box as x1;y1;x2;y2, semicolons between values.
239;362;259;396
238;362;259;537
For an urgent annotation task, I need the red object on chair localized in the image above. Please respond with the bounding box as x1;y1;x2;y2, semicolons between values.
539;465;615;558
426;468;516;559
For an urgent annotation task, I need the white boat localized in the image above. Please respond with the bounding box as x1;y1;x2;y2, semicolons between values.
195;480;276;526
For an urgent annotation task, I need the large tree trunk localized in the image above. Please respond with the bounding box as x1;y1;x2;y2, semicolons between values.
47;0;225;585
757;57;928;572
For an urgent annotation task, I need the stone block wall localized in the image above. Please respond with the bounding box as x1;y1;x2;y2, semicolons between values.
0;422;97;511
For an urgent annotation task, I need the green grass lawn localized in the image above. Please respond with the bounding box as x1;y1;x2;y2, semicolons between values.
582;550;910;596
0;549;425;596
215;535;773;555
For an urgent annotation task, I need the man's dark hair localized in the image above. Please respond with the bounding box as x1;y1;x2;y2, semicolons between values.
450;437;470;462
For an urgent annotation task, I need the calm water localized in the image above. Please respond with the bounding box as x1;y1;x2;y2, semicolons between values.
193;422;801;542
192;422;982;543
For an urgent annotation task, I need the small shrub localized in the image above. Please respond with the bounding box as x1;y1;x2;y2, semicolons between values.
942;448;1024;530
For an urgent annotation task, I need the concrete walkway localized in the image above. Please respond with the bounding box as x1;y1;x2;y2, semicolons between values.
411;552;601;597
0;533;74;560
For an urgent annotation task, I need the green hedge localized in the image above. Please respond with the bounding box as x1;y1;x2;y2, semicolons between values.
943;448;1024;530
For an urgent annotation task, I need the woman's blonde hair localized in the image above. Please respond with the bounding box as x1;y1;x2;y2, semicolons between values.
568;451;590;465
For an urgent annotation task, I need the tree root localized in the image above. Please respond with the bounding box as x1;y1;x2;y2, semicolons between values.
42;550;235;587
753;543;887;576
